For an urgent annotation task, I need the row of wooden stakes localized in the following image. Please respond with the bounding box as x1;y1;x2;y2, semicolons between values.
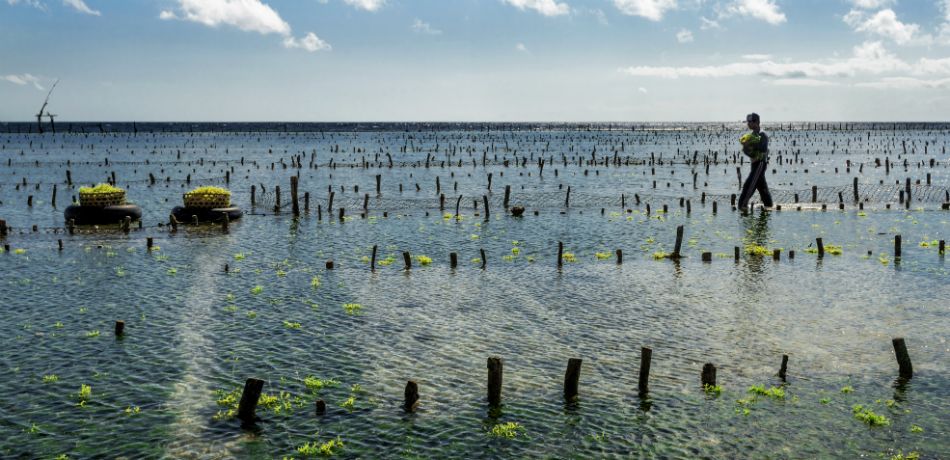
227;338;915;424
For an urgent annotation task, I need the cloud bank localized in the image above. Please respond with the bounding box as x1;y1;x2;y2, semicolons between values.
160;0;329;52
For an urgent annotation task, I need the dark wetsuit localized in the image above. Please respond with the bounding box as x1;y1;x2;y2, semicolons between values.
738;131;773;209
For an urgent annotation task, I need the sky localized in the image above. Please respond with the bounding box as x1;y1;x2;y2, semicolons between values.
1;0;949;122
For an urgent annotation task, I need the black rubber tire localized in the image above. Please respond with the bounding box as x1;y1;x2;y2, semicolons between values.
171;206;242;223
64;204;143;225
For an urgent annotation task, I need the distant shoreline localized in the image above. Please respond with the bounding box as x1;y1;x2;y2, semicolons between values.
2;121;949;134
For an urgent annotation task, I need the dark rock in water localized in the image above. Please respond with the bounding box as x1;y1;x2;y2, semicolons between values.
511;206;525;217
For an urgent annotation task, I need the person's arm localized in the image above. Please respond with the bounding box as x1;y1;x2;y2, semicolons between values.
759;133;769;154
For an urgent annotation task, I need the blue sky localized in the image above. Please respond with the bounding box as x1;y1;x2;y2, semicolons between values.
2;0;949;121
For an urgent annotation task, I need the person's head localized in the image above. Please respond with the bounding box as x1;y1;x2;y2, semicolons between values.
746;113;760;132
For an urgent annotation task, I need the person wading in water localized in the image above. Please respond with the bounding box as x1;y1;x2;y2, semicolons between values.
738;112;773;212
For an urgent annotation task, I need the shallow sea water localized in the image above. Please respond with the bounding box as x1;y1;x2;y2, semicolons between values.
0;123;947;459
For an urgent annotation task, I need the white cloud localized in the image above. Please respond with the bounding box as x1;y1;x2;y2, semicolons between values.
160;0;291;36
676;29;693;43
620;41;920;79
2;73;45;90
638;87;648;93
613;0;676;21
516;42;528;52
742;54;772;60
856;77;950;89
63;0;99;15
502;0;570;16
769;78;838;87
844;9;929;45
343;0;384;12
411;19;442;35
282;32;331;52
699;16;721;30
723;0;786;25
6;0;46;10
849;0;893;9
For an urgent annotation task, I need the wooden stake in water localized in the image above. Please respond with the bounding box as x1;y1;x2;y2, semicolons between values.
557;241;564;268
450;252;458;269
892;338;913;379
564;358;582;402
779;354;788;381
638;347;652;395
114;320;125;337
237;378;265;423
290;176;299;216
672;225;684;259
371;245;377;272
895;235;902;258
404;381;420;412
403;252;411;270
816;238;825;258
487;357;503;406
701;363;717;387
616;249;623;265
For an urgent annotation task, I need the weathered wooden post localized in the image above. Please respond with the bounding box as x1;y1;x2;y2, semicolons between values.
326;260;334;270
816;238;825;258
483;195;489;220
564;358;582;402
338;207;345;222
616;249;622;265
892;338;913;379
812;185;818;203
672;225;684;259
638;347;652;395
734;246;740;261
503;185;511;209
403;251;411;270
895;234;902;258
146;237;153;250
480;248;487;269
702;252;712;262
853;177;859;202
251;185;256;206
237;378;265;423
51;184;57;208
450;252;458;269
557;241;564;268
565;186;571;208
404;381;419;412
701;363;717;387
371;245;377;271
376;174;381;195
487;357;503;406
315;399;327;415
114;320;125;337
290;176;300;216
274;185;281;212
221;212;229;233
779;354;788;381
939;240;945;255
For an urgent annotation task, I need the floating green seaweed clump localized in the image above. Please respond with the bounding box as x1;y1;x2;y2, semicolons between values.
77;384;92;407
852;404;890;426
703;384;723;396
304;376;339;392
748;384;785;399
745;244;770;256
489;421;525;439
297;436;344;457
414;255;432;265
